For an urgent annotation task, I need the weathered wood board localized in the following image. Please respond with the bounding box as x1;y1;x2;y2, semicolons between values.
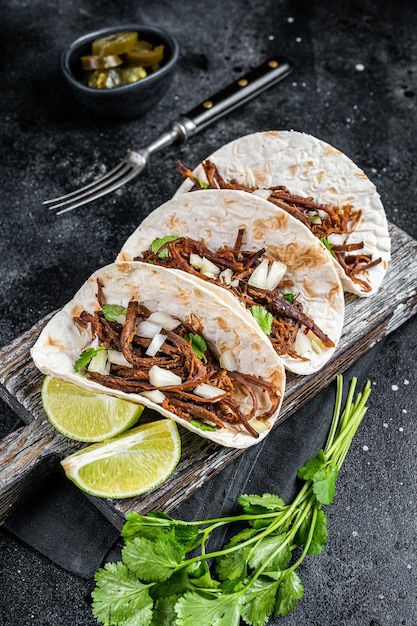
1;222;416;529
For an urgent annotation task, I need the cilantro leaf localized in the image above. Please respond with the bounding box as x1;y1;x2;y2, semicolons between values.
240;576;280;626
175;591;242;626
216;544;251;581
238;493;286;514
251;305;274;335
190;419;216;432
150;596;178;626
297;450;338;505
102;304;127;322
294;507;328;554
274;570;304;616
248;533;292;572
282;293;295;303
151;236;178;258
320;237;336;258
184;333;207;362
91;561;154;626
74;347;105;372
122;536;185;582
194;176;211;189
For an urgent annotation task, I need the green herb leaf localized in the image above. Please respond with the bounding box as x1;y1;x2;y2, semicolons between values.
91;562;154;626
122;536;185;582
174;591;242;626
190;419;216;432
150;596;178;626
297;450;339;505
320;237;336;258
74;347;105;372
102;303;127;322
240;576;280;626
194;176;211;189
216;544;251;581
274;570;304;616
282;293;295;303
184;333;207;362
251;305;274;335
151;236;178;258
238;493;286;514
248;533;292;572
294;507;328;554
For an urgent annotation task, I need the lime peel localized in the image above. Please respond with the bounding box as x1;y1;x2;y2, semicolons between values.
61;419;181;499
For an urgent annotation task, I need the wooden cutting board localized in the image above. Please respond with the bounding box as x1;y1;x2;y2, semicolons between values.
1;222;416;530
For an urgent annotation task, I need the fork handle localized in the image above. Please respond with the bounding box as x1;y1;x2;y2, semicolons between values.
179;57;293;136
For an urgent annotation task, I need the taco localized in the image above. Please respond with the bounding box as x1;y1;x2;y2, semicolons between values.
175;130;391;296
31;262;285;449
118;189;345;375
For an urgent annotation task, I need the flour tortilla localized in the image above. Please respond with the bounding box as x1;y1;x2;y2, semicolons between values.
118;189;345;375
175;130;390;297
31;262;285;449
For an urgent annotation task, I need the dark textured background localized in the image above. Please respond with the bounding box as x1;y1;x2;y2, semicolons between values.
1;1;416;625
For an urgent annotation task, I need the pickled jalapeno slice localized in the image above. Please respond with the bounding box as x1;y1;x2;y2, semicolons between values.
80;31;166;89
81;54;122;70
124;44;164;67
91;31;138;56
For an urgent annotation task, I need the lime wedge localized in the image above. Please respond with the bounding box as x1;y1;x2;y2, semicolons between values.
61;419;181;498
41;376;144;442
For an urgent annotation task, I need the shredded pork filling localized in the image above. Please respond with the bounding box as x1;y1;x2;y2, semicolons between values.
177;160;382;293
73;296;281;438
136;231;334;360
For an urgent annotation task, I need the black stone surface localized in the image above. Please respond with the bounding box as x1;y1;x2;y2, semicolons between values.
1;1;416;625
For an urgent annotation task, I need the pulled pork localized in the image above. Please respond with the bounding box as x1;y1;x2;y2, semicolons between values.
177;160;382;293
136;232;334;361
74;296;281;438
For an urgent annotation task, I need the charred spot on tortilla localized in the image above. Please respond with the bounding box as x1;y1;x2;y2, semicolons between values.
45;335;66;351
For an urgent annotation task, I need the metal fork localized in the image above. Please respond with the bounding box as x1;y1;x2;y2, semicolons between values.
44;57;293;215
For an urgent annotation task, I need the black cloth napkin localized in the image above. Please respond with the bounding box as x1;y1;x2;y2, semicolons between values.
3;341;384;579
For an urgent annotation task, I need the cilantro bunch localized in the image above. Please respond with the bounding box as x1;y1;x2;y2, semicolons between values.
92;375;371;626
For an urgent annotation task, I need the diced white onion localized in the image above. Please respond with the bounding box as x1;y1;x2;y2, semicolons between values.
265;261;287;291
141;389;166;404
306;330;327;354
146;332;167;357
219;268;233;285
116;314;127;325
87;349;110;375
293;328;311;356
190;253;204;269
193;383;226;399
247;259;269;288
253;188;272;200
249;418;269;434
219;349;238;371
107;349;133;368
149;365;182;387
231;279;240;287
147;311;181;331
201;257;221;275
202;271;216;278
136;320;163;338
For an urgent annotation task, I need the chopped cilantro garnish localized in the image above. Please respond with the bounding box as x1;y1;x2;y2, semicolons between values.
184;333;207;362
194;176;211;189
91;375;372;626
282;293;296;303
102;304;127;322
74;347;105;372
320;237;336;258
190;419;217;432
151;235;179;259
251;305;274;335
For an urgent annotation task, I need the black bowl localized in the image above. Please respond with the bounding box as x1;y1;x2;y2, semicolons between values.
61;24;179;121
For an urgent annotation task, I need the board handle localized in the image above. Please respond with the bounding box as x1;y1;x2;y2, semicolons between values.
0;420;78;523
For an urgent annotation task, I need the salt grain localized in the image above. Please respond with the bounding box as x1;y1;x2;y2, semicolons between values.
392;384;399;391
355;63;365;71
363;445;369;451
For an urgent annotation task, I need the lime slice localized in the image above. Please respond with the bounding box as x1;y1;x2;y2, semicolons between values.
41;376;143;442
61;419;181;498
